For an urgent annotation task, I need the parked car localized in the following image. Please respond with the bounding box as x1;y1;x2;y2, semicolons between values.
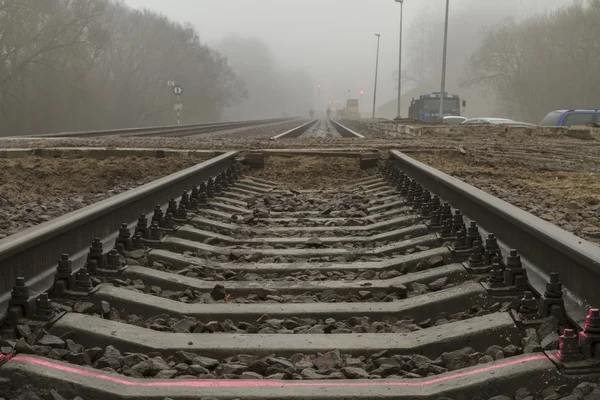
502;121;537;127
462;118;535;127
462;118;514;124
539;109;600;127
442;116;467;125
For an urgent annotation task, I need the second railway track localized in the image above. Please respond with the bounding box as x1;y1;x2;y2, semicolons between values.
0;149;599;399
26;118;300;139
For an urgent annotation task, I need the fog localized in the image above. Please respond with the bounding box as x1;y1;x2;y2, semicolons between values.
0;0;576;135
125;0;568;120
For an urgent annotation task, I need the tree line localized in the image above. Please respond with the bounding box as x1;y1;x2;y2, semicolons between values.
463;0;600;123
0;0;247;136
217;35;313;121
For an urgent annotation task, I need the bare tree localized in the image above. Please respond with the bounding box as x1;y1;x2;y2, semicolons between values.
0;0;246;135
463;0;600;122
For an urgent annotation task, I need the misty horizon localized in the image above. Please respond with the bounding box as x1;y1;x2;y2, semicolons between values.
124;0;566;119
0;0;580;135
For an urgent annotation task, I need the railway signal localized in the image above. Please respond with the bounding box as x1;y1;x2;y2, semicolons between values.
172;84;183;125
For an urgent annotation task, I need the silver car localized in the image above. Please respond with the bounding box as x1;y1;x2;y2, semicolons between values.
462;118;536;127
443;116;467;125
462;118;514;124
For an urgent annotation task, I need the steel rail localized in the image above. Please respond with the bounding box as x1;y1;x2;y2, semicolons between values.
390;150;600;327
330;119;365;138
25;118;297;138
0;151;238;321
128;118;298;138
270;120;318;140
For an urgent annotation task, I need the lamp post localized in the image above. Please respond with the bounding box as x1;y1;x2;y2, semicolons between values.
395;0;404;119
318;84;321;111
372;34;381;119
360;88;364;110
439;0;450;121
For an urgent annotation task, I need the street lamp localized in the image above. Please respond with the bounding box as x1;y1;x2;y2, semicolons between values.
318;84;321;111
439;0;450;121
372;34;381;119
395;0;404;120
360;88;364;110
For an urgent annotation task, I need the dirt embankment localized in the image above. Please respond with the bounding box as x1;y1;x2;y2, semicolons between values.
411;151;600;244
3;122;600;244
0;157;200;238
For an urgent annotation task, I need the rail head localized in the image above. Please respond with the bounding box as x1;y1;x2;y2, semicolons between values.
390;149;600;327
330;120;365;139
0;151;238;320
270;120;318;140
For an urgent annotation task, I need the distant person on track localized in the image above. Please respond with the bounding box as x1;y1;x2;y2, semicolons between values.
326;107;331;120
309;108;314;119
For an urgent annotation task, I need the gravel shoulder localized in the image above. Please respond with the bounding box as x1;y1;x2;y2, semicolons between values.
411;151;600;245
0;157;200;238
247;156;375;190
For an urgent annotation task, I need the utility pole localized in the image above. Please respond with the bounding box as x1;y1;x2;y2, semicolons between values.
395;0;404;119
439;0;450;121
372;34;381;119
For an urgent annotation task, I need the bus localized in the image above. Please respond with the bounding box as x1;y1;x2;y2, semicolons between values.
408;92;466;122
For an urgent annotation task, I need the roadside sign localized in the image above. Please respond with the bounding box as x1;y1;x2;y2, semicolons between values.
174;104;183;111
173;85;183;95
167;81;176;87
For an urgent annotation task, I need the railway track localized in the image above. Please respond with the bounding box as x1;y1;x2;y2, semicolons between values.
270;120;363;140
26;118;298;139
0;149;599;399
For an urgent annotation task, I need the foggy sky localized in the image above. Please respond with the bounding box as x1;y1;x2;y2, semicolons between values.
124;0;567;116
